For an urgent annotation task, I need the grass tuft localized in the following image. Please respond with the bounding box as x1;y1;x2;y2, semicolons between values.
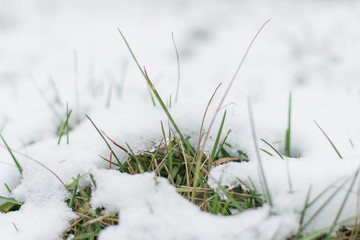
62;175;119;240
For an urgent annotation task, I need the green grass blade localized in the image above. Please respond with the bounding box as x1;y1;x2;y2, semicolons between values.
58;102;72;145
260;148;273;156
298;186;312;230
223;188;244;212
211;110;227;161
285;92;292;157
66;106;71;144
126;143;145;173
89;173;97;188
99;155;121;168
214;129;232;159
147;139;163;172
118;29;147;81
4;183;11;193
0;135;22;175
118;29;193;155
168;123;174;177
148;86;156;107
69;184;78;208
85;115;124;169
0;196;23;206
169;94;172;108
261;138;284;159
66;174;84;188
77;185;90;202
349;138;354;147
144;67;194;155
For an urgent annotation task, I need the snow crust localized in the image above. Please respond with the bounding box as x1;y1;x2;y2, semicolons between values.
1;0;360;239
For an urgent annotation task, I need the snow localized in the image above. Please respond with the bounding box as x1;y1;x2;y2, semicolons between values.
91;169;291;240
1;0;360;239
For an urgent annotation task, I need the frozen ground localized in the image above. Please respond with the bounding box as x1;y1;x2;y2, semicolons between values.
1;0;360;239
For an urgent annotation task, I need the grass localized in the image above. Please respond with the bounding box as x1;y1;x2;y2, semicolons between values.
57;102;73;145
97;126;262;213
0;152;119;239
61;175;119;240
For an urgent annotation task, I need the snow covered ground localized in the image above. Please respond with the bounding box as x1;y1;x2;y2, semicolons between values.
1;0;360;239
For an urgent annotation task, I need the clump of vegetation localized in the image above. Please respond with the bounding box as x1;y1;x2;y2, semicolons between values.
0;134;119;239
62;175;119;240
94;125;262;215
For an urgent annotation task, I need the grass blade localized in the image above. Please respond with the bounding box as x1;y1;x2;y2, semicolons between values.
118;29;193;155
126;143;144;173
299;186;312;228
172;32;181;103
101;131;129;154
285;92;292;157
214;129;232;160
314;120;343;159
211;110;227;161
167;121;174;177
300;175;353;232
144;67;194;154
260;148;273;156
0;196;23;206
248;98;272;207
85;115;124;169
326;167;360;237
0;135;23;175
261;138;283;159
69;183;78;209
58;102;72;145
4;183;11;193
